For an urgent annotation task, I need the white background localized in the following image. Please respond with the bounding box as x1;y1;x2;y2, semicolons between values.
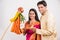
0;0;60;40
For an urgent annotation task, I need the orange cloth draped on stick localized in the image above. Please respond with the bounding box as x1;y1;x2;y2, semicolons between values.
10;12;22;34
11;16;22;34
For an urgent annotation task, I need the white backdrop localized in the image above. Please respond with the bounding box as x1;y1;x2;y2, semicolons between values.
0;0;60;40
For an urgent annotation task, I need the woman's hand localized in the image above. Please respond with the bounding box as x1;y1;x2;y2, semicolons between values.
31;26;36;32
21;28;26;35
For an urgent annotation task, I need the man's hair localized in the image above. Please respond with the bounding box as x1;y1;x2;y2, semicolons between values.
37;0;47;7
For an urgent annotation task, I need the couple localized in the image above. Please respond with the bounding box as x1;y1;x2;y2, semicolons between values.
23;0;57;40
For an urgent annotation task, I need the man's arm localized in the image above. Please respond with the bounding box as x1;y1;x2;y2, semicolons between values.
36;15;57;36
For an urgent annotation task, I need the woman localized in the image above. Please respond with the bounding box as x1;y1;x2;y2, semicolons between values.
24;8;41;40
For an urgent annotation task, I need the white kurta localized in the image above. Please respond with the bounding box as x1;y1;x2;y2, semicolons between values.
36;11;57;40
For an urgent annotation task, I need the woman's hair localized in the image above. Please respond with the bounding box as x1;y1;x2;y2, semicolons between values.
28;8;40;24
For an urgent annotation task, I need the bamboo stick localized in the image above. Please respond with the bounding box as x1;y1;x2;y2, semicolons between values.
0;23;11;40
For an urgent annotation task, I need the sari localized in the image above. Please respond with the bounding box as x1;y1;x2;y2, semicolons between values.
25;21;41;40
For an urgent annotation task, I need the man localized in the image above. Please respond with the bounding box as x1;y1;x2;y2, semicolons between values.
31;0;57;40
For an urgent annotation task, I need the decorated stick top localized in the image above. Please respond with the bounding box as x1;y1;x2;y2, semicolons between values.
18;7;24;13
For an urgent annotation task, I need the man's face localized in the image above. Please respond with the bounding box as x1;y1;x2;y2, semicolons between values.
37;4;47;15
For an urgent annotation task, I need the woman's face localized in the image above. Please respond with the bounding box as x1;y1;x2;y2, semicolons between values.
29;11;35;20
